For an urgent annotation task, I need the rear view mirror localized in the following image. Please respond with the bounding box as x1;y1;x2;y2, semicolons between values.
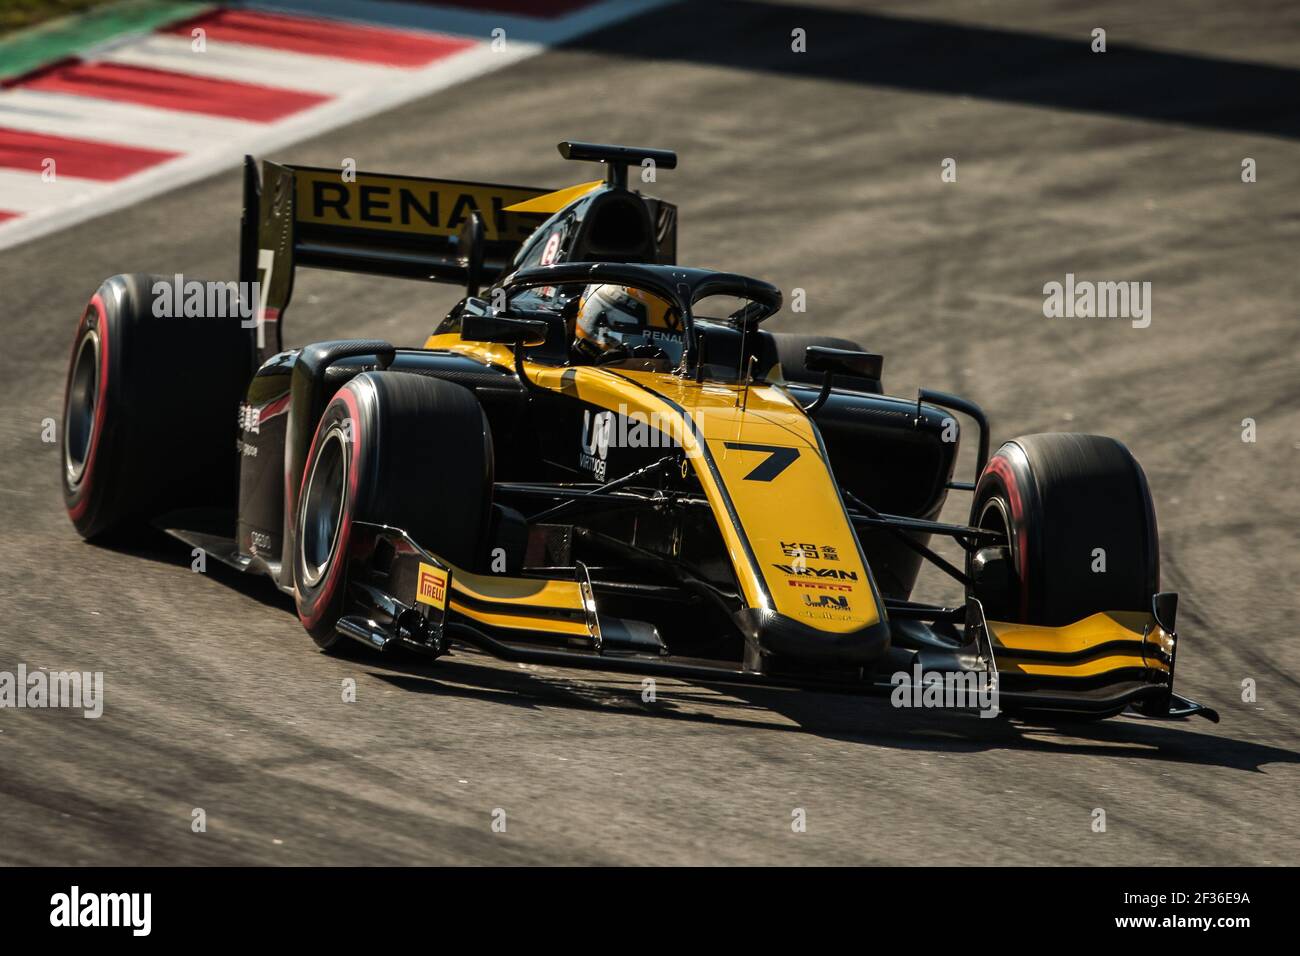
801;346;885;416
805;346;883;381
461;313;549;348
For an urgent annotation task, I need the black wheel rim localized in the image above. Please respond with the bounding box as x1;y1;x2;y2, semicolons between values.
300;427;347;588
973;496;1017;619
64;329;99;487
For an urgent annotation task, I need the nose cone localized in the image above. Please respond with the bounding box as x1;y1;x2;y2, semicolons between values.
734;608;891;671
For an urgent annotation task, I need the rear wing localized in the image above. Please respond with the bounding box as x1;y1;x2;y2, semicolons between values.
238;157;552;357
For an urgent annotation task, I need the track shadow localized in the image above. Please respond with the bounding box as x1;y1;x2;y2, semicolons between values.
98;535;1294;774
729;682;1300;774
570;0;1300;140
367;648;1299;774
88;532;295;615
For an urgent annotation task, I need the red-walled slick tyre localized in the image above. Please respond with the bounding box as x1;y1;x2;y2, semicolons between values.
62;274;252;541
292;371;494;651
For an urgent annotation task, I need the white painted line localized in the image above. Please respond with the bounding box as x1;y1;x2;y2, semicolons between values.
102;33;408;96
0;0;671;250
0;89;261;151
0;168;106;214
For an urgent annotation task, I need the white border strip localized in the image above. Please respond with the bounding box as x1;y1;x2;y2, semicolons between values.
0;0;668;252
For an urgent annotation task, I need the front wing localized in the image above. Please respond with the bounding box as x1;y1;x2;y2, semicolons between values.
338;522;1218;722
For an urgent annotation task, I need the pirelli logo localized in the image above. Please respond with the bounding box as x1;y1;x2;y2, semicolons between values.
292;169;547;242
787;579;852;592
415;562;449;612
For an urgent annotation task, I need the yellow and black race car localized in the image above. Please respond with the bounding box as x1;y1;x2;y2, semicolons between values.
60;142;1216;723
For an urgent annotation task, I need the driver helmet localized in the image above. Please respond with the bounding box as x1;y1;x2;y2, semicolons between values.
573;285;684;362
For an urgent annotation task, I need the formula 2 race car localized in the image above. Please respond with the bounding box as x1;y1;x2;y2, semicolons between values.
60;141;1217;723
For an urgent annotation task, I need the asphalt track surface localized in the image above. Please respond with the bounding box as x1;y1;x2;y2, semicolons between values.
1;0;1298;865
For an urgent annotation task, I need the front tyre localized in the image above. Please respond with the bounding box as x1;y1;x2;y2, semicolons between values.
292;372;494;650
968;433;1159;627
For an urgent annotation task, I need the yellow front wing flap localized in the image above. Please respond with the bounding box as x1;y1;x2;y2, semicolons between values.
988;611;1173;678
443;564;592;638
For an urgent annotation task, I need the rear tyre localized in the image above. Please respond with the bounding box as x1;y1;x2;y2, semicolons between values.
292;372;494;651
968;433;1159;627
62;274;253;540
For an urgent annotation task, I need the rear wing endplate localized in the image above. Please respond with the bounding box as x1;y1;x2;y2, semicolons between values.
238;157;552;358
